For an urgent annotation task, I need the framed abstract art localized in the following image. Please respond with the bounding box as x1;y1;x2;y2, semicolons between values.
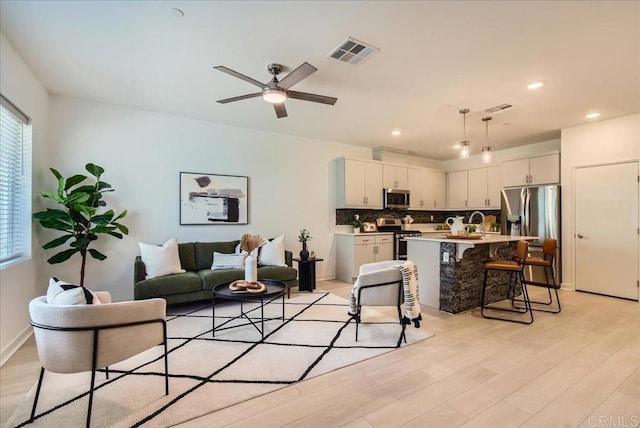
179;172;248;225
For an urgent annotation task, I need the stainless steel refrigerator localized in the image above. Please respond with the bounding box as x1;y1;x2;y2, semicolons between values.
501;185;561;283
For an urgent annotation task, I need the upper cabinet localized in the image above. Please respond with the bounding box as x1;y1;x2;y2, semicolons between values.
336;158;384;208
407;167;446;210
433;171;446;209
447;170;468;209
448;165;502;209
467;166;502;208
383;165;408;189
502;153;560;187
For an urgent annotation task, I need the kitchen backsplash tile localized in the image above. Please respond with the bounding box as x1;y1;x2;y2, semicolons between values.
336;209;501;225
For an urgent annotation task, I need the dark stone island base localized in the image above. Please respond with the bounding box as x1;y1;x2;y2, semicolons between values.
406;235;537;314
440;242;519;313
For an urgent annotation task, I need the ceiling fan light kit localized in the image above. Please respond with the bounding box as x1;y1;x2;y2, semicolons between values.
214;62;337;118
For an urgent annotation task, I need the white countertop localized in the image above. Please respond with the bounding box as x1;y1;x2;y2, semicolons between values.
405;234;538;244
334;232;394;236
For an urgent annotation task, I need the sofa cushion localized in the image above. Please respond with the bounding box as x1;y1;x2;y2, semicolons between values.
135;272;202;300
178;242;197;272
195;241;240;271
257;266;298;282
198;269;245;290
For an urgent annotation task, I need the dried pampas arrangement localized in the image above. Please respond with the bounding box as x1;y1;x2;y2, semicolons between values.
240;233;267;253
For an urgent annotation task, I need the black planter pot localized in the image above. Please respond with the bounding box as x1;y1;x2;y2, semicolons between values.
300;242;309;260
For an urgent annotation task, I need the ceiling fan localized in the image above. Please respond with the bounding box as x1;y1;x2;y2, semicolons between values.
214;62;338;118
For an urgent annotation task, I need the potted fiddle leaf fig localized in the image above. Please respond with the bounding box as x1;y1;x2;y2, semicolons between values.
33;163;128;286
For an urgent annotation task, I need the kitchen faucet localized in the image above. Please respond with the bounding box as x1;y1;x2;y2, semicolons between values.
468;211;486;236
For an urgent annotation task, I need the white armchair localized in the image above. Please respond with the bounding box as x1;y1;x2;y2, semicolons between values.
350;260;406;342
28;292;168;427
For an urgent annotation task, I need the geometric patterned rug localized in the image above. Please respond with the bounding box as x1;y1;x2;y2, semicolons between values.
7;292;433;427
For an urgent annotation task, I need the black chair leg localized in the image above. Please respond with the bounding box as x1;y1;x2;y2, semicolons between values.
482;268;533;324
29;367;45;422
163;322;169;395
396;304;406;343
355;305;361;341
105;366;109;380
515;265;562;314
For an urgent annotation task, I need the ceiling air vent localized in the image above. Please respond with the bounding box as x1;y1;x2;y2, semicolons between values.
327;37;379;66
484;103;517;114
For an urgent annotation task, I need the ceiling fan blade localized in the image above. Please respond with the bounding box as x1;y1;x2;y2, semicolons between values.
216;93;262;104
214;66;266;89
288;90;338;105
273;103;288;118
277;62;317;90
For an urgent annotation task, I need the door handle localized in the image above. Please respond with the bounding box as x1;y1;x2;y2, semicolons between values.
577;234;585;239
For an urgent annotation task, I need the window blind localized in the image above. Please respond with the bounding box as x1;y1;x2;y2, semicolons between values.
0;95;30;263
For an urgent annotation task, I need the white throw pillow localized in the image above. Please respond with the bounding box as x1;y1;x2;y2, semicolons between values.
138;238;186;279
259;235;286;266
211;252;246;270
234;243;260;258
46;277;101;305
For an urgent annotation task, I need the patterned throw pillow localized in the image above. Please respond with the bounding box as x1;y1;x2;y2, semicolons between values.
211;252;246;270
46;277;101;305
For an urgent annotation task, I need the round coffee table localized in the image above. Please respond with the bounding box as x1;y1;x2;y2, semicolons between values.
212;279;287;340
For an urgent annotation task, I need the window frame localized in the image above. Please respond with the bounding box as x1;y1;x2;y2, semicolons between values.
0;94;32;269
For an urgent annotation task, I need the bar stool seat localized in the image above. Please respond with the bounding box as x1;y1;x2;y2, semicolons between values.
515;238;561;314
481;240;533;324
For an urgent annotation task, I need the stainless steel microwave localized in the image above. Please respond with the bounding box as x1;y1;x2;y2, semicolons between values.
383;189;410;209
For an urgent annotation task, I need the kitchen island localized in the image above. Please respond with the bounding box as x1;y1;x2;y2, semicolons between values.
406;234;538;313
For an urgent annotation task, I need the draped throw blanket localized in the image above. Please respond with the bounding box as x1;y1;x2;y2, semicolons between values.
348;260;422;328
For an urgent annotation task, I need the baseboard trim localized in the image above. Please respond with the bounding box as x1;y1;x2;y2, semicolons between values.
317;274;335;282
0;326;33;367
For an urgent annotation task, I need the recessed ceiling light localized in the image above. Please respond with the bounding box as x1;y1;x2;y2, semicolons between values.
172;8;184;17
527;81;545;90
391;130;402;136
585;112;601;119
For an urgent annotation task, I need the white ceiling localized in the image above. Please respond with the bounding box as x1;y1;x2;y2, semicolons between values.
1;1;639;160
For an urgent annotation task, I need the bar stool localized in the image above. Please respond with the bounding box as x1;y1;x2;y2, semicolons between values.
515;238;561;313
480;240;533;324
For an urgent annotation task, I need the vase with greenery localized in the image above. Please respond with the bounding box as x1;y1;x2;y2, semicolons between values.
298;229;312;260
351;214;363;234
33;163;128;287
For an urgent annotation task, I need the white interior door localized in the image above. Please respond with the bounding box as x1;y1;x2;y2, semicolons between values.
575;162;639;300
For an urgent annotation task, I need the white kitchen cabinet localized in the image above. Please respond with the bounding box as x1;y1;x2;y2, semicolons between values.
383;165;408;189
467;165;503;208
407;168;446;210
335;233;394;283
433;171;446;209
447;170;468;209
502;153;559;187
336;158;384;208
407;167;423;209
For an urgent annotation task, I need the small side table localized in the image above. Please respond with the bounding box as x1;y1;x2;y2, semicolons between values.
293;257;324;292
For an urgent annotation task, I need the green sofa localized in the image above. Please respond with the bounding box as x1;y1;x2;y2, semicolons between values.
134;240;298;304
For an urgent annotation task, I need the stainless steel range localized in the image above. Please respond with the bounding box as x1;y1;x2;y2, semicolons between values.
375;218;422;260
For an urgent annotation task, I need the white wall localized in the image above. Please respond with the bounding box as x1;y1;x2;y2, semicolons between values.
560;113;640;288
0;34;50;365
44;96;371;302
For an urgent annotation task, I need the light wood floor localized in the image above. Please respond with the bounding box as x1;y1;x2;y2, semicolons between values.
2;280;638;427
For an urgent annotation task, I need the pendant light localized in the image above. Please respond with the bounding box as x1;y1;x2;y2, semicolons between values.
481;116;492;164
459;109;470;159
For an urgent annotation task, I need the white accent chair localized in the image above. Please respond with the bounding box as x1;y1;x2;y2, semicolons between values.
28;292;168;427
352;260;406;342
